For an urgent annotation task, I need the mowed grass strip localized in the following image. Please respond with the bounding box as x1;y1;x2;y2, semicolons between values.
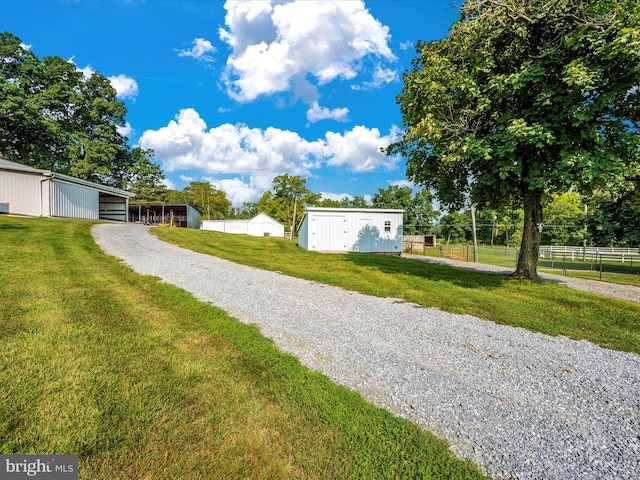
153;228;640;354
0;216;484;480
422;246;640;288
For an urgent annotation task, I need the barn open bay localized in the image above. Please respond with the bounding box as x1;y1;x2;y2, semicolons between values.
93;223;640;479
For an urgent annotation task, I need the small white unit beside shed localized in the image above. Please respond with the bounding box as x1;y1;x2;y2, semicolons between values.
298;207;404;253
201;213;284;237
0;159;134;221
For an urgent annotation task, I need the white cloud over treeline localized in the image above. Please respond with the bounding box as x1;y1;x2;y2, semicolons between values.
139;108;401;206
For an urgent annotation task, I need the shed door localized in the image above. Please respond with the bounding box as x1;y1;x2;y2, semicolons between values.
315;215;346;251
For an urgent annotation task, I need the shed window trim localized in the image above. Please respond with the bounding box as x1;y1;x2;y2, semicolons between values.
384;220;391;232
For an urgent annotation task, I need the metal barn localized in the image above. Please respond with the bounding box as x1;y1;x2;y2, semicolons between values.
128;203;202;229
201;213;284;237
297;207;404;253
0;159;133;221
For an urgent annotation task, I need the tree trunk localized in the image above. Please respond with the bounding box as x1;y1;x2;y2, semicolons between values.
514;190;543;280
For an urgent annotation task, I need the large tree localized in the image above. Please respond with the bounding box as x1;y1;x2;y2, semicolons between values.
183;181;231;220
127;152;168;203
372;185;439;234
257;174;319;230
0;32;138;188
387;0;639;279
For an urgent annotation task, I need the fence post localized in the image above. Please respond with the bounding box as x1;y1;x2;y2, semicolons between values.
600;254;603;280
563;256;566;275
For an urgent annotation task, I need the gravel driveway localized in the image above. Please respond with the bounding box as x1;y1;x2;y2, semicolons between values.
92;224;640;480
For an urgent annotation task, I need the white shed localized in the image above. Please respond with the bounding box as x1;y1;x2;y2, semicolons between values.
297;207;404;253
0;159;134;221
201;213;284;237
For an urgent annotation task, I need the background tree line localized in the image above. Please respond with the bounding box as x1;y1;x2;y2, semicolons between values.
133;158;639;247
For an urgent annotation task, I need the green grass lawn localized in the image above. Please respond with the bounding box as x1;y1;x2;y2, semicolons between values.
0;216;484;479
154;228;640;354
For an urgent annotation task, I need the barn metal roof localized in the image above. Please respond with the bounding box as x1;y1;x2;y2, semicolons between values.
0;159;134;198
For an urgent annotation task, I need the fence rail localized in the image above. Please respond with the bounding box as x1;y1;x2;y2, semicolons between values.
428;244;640;279
540;246;640;264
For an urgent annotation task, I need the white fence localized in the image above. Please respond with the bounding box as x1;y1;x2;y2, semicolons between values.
540;245;640;264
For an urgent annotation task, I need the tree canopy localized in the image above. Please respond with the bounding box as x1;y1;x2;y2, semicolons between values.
388;0;640;279
182;181;232;220
257;174;319;230
0;32;146;188
372;185;439;234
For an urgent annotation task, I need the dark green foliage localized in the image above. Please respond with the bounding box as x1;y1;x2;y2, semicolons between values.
0;32;140;188
388;0;640;278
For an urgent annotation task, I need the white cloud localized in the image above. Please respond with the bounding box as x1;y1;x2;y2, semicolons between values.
116;122;134;138
389;179;415;189
67;57;95;80
204;176;267;207
400;40;413;51
306;102;349;123
324;124;402;172
351;64;398;91
320;192;352;202
20;43;32;51
67;57;138;100
219;0;396;102
139;108;324;177
160;178;176;190
177;38;217;62
108;74;139;100
139;108;401;205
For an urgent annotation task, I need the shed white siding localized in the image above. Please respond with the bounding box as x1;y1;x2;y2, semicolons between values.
202;213;284;237
0;159;132;220
0;169;49;217
51;179;100;219
298;207;404;253
247;213;285;237
202;219;250;234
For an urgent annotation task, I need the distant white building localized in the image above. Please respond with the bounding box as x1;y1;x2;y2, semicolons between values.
0;158;133;221
297;207;404;253
201;213;285;237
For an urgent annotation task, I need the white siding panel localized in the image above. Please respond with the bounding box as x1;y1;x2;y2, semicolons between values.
202;214;282;236
297;215;309;249
299;208;404;253
51;180;99;219
247;214;284;237
202;220;249;233
0;170;48;216
315;215;347;251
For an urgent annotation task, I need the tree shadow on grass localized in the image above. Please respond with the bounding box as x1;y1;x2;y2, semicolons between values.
341;252;516;291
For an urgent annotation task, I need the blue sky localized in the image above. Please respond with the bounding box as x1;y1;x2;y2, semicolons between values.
2;0;460;207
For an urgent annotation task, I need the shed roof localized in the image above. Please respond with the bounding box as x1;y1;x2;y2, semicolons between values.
304;207;405;214
0;159;134;198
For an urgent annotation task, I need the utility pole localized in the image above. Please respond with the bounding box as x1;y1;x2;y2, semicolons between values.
470;204;478;262
290;196;297;241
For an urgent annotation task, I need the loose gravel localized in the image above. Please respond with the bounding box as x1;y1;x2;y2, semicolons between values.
93;224;640;480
